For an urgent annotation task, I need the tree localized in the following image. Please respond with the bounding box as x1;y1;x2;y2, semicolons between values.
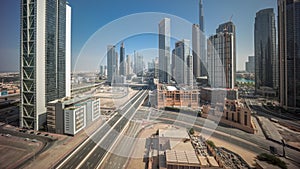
189;128;195;135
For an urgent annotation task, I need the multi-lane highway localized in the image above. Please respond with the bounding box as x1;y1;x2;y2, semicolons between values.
54;89;148;169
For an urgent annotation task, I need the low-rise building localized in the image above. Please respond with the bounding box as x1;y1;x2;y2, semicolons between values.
64;106;86;135
158;128;221;169
46;96;100;135
200;87;238;104
202;99;256;134
157;84;199;109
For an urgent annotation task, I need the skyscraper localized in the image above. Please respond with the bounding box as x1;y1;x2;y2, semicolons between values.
254;8;277;93
199;0;207;77
126;55;132;75
278;0;300;112
134;52;144;77
159;18;171;84
215;21;236;85
199;0;204;32
246;56;255;74
174;39;193;87
119;42;126;76
107;45;117;84
207;22;236;89
192;24;201;78
66;3;71;97
20;0;71;130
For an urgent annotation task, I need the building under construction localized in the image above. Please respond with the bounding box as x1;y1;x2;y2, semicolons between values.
157;84;199;110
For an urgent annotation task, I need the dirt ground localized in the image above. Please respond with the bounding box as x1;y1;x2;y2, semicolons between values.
127;123;258;169
0;134;42;169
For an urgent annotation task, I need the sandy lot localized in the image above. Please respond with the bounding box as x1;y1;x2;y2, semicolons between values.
127;123;258;168
0;134;41;169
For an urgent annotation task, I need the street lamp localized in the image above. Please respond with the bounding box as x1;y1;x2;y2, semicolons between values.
281;139;286;158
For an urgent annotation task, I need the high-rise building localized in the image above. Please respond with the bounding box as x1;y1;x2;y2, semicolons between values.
192;24;201;78
134;52;144;76
99;65;107;76
20;0;71;130
66;3;71;97
159;18;171;84
199;0;204;32
126;55;132;75
154;57;159;78
214;21;236;86
174;39;193;87
245;56;255;73
207;22;236;89
254;8;277;93
199;0;207;77
119;42;126;76
107;45;117;84
278;0;300;112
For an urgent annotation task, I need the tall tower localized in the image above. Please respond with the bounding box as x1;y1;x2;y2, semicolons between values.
192;24;201;78
207;22;236;89
66;3;71;97
20;0;70;130
126;55;132;75
107;45;117;84
174;39;192;87
119;42;126;76
254;8;277;93
199;0;204;32
278;0;300;112
158;18;171;84
216;21;236;85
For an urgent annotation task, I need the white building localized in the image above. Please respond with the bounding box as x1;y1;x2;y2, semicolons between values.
20;1;72;130
64;106;86;135
92;99;101;121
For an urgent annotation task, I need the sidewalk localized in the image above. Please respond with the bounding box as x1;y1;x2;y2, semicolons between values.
256;116;283;143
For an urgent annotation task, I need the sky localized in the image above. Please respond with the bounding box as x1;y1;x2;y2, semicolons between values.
0;0;277;72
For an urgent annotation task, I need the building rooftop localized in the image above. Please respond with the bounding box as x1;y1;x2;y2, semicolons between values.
207;156;219;167
166;86;178;91
166;150;200;166
159;129;189;139
169;140;194;151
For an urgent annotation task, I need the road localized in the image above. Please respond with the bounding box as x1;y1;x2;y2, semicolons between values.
54;89;148;169
247;99;300;131
98;122;141;169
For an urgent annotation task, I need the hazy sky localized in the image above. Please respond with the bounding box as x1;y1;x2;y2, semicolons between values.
0;0;277;72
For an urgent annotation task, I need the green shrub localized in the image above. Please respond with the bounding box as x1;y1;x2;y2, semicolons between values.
257;153;287;169
189;128;195;135
206;140;216;149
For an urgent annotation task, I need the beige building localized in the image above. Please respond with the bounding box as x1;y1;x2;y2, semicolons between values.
202;99;256;134
158;128;221;169
157;84;199;109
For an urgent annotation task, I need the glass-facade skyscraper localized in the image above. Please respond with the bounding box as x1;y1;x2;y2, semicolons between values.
20;0;71;130
119;42;126;76
158;18;171;84
278;0;300;112
207;22;236;89
173;39;193;87
254;8;277;93
192;24;201;78
107;45;117;84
